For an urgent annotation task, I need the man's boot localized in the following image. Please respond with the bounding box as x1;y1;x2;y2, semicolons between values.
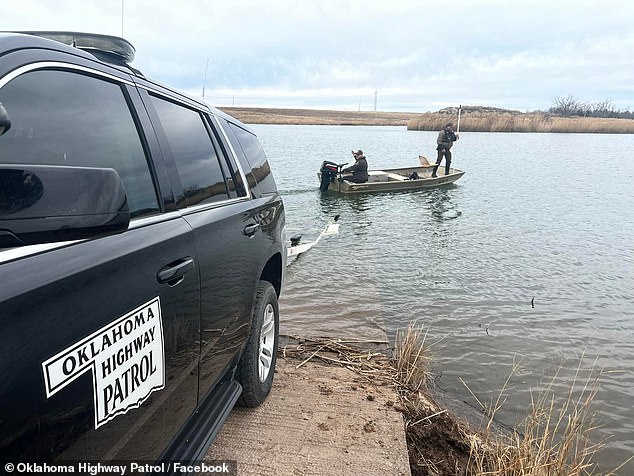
433;150;444;177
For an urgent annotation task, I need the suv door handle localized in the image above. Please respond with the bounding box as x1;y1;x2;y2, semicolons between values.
243;223;261;237
157;257;195;284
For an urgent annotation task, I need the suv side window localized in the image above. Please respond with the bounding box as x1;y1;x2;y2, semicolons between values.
227;123;277;195
204;117;247;199
149;96;229;206
0;69;159;218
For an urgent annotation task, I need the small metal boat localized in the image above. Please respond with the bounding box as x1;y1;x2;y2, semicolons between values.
318;156;464;194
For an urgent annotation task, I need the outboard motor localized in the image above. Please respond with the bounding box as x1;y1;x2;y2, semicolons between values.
319;161;340;192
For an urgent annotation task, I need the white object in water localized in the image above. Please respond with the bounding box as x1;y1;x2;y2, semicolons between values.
322;223;340;235
286;222;340;260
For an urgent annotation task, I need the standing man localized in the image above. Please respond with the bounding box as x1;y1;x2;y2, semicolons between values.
432;122;458;177
342;150;368;183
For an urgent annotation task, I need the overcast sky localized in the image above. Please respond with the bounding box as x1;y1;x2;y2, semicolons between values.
4;0;634;112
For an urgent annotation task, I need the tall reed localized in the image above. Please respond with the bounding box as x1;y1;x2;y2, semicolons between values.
465;359;626;476
394;322;434;392
407;112;634;134
393;325;623;475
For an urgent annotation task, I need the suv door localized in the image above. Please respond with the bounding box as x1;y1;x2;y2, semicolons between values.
140;91;266;398
0;61;200;461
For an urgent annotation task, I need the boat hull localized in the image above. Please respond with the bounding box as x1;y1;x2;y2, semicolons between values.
318;163;465;194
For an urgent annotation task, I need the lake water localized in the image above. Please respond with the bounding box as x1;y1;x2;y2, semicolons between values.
252;124;634;472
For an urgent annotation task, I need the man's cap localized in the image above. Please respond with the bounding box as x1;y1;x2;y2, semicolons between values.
445;122;453;128
355;150;363;156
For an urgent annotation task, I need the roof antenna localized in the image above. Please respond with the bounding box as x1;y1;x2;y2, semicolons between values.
202;58;209;98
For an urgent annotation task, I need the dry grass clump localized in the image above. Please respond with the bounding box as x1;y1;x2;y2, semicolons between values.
393;324;473;475
394;328;622;476
407;111;634;134
466;361;628;476
395;323;434;392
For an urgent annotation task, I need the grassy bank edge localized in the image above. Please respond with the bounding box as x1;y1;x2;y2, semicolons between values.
280;326;622;476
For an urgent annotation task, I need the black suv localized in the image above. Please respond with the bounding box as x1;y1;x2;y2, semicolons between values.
0;32;286;465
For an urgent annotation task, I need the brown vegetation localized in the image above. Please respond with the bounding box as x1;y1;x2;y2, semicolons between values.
217;105;634;133
218;107;419;126
463;361;625;476
398;326;622;475
408;106;634;134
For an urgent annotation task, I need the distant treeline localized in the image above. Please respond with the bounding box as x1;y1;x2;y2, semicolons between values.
548;94;634;119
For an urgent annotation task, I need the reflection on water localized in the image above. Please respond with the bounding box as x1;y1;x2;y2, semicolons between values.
427;187;463;221
259;125;634;473
279;187;319;196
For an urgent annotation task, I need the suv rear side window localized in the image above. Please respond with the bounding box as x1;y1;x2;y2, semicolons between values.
149;96;229;206
0;69;159;218
227;123;277;195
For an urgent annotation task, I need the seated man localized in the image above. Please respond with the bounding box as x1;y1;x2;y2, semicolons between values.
342;150;368;183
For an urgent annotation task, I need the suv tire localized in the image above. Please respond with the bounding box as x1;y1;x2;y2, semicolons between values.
236;281;279;407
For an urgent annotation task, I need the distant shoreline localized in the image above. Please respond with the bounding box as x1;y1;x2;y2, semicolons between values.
218;106;634;133
218;107;418;126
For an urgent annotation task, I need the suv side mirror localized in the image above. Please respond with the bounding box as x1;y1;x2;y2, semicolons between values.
0;102;10;136
0;165;130;247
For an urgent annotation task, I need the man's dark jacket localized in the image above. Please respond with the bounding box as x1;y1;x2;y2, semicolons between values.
342;156;368;182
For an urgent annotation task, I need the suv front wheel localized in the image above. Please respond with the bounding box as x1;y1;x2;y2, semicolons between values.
236;281;279;407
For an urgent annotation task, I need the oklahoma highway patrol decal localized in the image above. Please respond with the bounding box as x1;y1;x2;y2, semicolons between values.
42;297;165;428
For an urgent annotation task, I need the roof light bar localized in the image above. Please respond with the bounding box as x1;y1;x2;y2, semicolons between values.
19;31;135;64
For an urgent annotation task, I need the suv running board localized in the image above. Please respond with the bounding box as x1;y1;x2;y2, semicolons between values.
159;379;242;473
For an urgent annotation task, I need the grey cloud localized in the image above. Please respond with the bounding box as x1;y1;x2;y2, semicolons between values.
3;0;634;111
